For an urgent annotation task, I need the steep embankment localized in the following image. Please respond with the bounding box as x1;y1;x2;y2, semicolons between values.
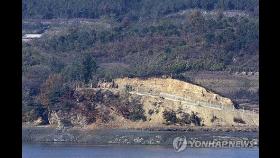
42;77;258;129
114;78;258;127
115;77;234;107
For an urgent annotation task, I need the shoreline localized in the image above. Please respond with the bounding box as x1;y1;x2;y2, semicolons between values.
22;125;258;146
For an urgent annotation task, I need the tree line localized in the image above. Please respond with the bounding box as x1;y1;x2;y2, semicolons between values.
23;0;259;19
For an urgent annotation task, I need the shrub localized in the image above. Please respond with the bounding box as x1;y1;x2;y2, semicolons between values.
22;104;48;124
163;110;177;125
211;115;218;123
190;112;202;126
233;117;246;124
97;106;113;123
38;74;75;112
148;109;154;115
179;113;191;125
127;103;147;121
117;97;146;121
169;62;186;74
124;85;133;92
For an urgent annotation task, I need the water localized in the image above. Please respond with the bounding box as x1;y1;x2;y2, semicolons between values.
23;143;259;158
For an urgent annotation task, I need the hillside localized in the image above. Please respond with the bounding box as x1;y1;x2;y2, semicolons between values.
22;0;259;128
23;77;258;129
23;0;259;19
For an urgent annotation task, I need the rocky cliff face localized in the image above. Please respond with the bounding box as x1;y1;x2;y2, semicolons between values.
45;77;258;128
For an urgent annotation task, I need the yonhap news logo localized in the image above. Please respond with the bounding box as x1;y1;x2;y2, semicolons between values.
172;136;258;152
173;136;188;152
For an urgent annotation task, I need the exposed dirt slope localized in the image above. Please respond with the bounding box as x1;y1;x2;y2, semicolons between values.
45;77;258;128
115;77;234;107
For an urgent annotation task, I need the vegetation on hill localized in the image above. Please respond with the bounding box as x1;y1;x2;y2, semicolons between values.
23;0;259;19
22;0;258;123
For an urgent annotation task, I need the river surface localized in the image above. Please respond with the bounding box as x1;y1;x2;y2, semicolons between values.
23;143;259;158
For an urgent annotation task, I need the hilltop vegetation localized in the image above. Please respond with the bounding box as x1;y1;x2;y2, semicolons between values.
22;0;259;123
23;0;258;19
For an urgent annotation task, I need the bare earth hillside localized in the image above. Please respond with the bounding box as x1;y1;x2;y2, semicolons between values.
114;77;258;127
43;77;258;129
